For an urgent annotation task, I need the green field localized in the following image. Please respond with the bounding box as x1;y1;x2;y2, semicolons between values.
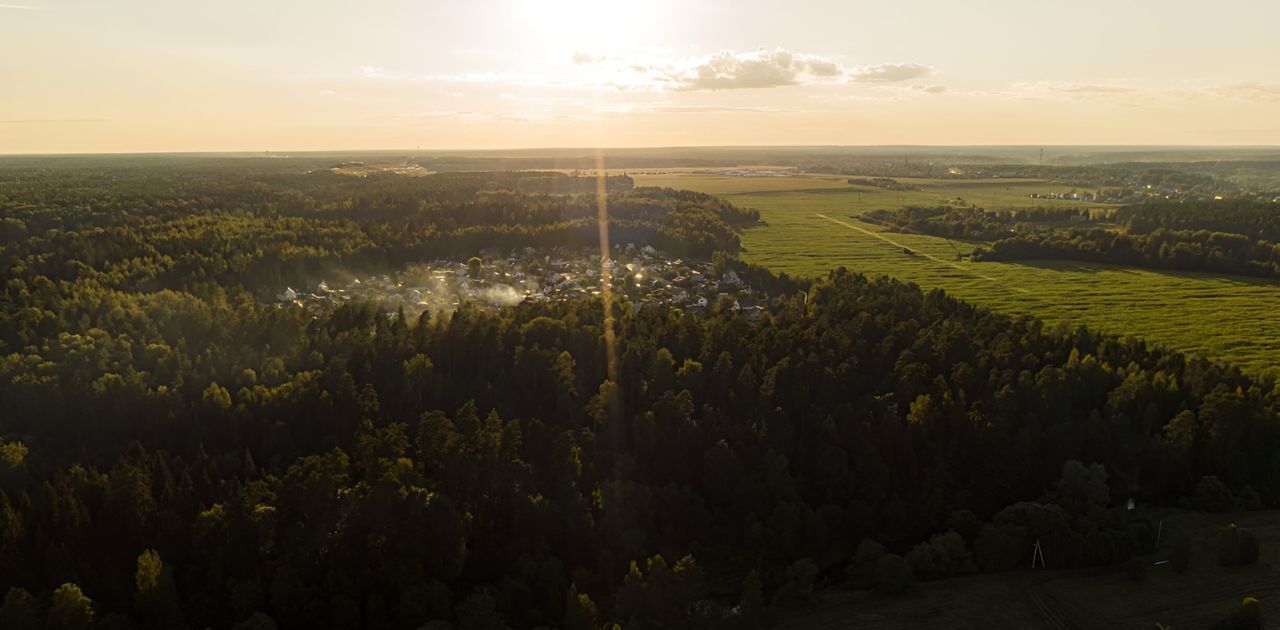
635;173;1280;378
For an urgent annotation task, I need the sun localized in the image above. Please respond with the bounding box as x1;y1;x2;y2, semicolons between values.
509;0;663;54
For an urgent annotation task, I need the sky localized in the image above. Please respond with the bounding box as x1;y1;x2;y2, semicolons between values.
2;0;1279;153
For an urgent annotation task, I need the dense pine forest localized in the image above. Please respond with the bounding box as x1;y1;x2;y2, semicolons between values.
2;162;1280;629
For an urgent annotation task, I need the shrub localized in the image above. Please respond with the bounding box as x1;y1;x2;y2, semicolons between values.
1238;486;1263;511
973;524;1012;572
907;531;975;580
1238;529;1260;565
874;554;914;595
945;510;980;542
1127;521;1156;555
1218;526;1241;566
1048;460;1110;515
846;538;888;588
1125;557;1146;581
770;558;819;608
1217;525;1260;566
1211;596;1263;630
1194;476;1235;512
853;538;888;566
0;588;40;630
1170;538;1191;573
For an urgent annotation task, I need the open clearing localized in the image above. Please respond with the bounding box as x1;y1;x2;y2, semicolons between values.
780;508;1280;630
635;173;1280;378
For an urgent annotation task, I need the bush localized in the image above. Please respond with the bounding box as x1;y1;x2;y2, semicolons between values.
1238;486;1263;511
1194;476;1235;512
770;558;819;608
0;588;40;630
945;510;981;542
874;554;914;595
1211;596;1263;630
845;538;888;588
906;531;975;580
1048;460;1110;515
853;538;888;566
1170;538;1191;573
1238;529;1261;565
1126;521;1156;555
1217;525;1261;566
973;524;1012;572
1125;557;1147;581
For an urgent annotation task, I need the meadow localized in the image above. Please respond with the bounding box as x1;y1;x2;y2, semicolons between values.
634;172;1280;378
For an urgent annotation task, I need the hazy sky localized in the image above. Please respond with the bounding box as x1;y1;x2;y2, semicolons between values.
3;0;1279;153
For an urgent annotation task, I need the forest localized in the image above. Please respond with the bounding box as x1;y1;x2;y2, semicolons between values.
973;226;1280;279
866;202;1280;281
2;163;1280;629
864;206;1028;241
0;165;756;306
970;200;1280;280
1117;200;1280;242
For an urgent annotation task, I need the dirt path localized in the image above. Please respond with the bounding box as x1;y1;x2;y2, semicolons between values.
813;213;1032;293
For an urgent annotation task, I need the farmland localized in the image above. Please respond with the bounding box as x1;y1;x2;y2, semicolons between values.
634;172;1280;378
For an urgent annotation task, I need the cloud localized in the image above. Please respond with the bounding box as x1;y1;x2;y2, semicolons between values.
362;49;936;93
972;80;1280;106
0;2;61;11
850;63;934;83
600;103;792;114
0;118;107;124
1016;81;1139;95
1206;82;1280;102
669;48;850;91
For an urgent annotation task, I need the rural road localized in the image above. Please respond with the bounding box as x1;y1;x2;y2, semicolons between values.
813;213;1032;293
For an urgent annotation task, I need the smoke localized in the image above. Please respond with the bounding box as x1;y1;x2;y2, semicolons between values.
474;283;524;307
274;262;534;320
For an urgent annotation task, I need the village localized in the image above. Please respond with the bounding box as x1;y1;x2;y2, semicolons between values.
272;244;770;320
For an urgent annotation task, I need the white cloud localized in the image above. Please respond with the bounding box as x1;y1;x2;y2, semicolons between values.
0;118;107;123
1207;82;1280;102
362;49;934;93
600;102;793;114
667;48;849;90
1011;81;1140;97
850;63;934;83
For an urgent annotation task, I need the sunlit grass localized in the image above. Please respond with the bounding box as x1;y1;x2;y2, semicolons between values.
636;173;1280;378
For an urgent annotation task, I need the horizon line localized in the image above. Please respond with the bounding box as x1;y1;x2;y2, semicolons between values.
4;143;1280;158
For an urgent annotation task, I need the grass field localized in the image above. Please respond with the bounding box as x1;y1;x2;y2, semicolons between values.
778;508;1280;630
634;173;1280;378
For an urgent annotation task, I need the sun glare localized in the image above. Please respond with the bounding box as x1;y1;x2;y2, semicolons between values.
510;0;662;53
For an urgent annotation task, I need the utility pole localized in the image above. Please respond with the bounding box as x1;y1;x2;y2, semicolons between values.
1031;539;1046;568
